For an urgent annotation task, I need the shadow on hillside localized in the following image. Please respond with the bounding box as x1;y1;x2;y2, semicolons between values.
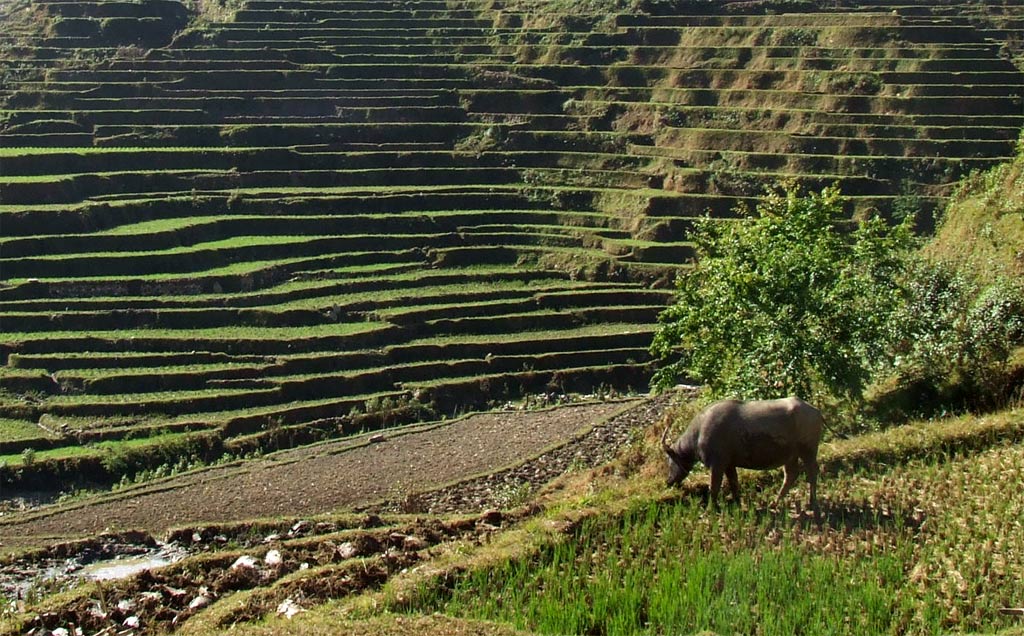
787;497;925;534
672;484;925;534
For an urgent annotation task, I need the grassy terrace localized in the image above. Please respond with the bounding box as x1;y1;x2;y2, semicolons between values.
1;0;1023;488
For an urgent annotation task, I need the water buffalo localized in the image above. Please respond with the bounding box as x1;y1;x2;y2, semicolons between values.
662;397;823;510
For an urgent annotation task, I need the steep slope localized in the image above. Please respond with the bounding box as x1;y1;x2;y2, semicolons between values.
0;0;1022;490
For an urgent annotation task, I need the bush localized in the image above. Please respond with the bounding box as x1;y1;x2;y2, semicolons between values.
651;184;915;402
651;182;1024;413
881;261;1024;409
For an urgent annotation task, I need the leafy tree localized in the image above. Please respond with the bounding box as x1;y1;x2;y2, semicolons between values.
881;259;1024;409
650;184;915;401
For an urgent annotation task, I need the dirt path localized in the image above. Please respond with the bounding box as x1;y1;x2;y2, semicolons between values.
0;399;663;551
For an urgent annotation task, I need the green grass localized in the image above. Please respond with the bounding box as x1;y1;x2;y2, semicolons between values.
409;406;1024;636
0;418;52;443
39;386;265;406
0;146;247;157
0;429;198;466
927;141;1024;282
0;321;389;343
428;500;919;636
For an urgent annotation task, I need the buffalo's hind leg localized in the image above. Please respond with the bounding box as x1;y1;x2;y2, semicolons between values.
804;453;820;516
726;466;741;505
772;458;800;509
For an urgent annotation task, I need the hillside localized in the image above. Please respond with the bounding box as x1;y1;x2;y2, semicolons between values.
1;0;1023;491
927;138;1023;281
2;1;1024;633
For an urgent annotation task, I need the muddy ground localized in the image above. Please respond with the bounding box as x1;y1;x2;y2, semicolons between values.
0;396;676;553
0;395;679;635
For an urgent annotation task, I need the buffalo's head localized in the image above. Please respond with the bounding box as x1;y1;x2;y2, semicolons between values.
661;422;695;487
665;447;695;487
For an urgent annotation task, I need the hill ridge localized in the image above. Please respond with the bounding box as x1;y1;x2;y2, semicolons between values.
0;0;1022;491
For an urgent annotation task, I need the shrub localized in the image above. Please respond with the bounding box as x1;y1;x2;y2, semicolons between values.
881;261;1024;409
651;184;915;402
651;182;1024;413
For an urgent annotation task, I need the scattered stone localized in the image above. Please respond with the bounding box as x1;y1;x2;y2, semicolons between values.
188;588;213;610
289;520;313;537
481;509;503;526
360;513;383;528
264;549;283;566
276;598;305;619
88;601;108;619
369;433;386;443
337;542;358;559
402;535;429;551
138;591;162;606
161;585;187;600
263;533;282;543
123;616;140;628
231;555;259;571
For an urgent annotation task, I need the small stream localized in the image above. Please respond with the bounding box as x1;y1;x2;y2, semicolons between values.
0;538;192;601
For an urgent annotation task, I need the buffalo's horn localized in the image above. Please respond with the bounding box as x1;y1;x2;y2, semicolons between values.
661;421;675;457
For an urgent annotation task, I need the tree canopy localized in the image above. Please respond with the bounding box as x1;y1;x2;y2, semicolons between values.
650;184;915;402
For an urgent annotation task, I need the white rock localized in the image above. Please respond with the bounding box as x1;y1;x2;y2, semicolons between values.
402;535;428;551
264;549;283;566
52;629;70;636
276;598;305;619
139;591;162;603
188;595;212;610
231;555;259;570
123;616;141;628
162;585;187;599
337;542;358;559
116;599;135;612
88;601;108;619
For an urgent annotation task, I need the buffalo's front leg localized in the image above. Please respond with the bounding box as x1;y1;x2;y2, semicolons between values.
709;465;724;508
772;458;800;508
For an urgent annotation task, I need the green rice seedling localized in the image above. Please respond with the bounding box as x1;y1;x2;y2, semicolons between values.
0;321;389;344
428;500;920;636
0;418;52;443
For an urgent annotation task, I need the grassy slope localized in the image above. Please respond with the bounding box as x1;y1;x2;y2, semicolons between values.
178;402;1024;636
925;140;1024;283
171;146;1024;636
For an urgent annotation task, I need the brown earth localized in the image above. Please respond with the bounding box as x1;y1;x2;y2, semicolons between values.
0;396;675;554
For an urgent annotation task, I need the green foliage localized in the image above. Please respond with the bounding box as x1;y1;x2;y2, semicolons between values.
651;184;915;401
880;260;1024;408
424;500;924;636
412;409;1024;635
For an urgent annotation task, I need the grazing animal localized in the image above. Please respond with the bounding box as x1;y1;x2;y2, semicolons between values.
662;397;823;510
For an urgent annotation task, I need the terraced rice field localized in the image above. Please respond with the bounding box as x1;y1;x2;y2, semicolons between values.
1;0;1022;491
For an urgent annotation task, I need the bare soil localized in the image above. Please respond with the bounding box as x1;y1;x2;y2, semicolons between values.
0;397;672;553
0;396;677;635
